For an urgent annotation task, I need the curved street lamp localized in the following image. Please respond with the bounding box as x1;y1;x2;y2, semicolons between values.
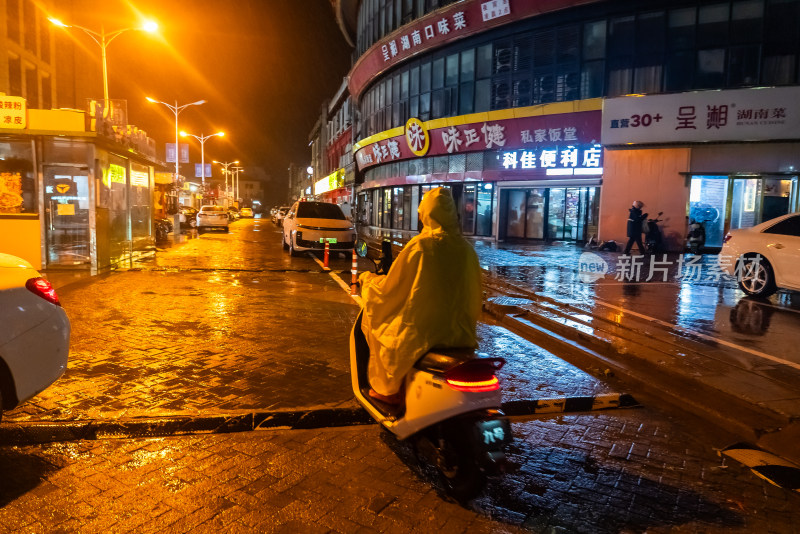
180;131;224;195
213;160;239;203
49;17;158;101
146;97;206;183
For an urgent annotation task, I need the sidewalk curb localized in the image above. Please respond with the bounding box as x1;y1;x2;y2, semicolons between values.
0;396;639;446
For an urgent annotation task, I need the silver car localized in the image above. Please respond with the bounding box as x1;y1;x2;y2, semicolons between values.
196;205;230;233
0;254;70;421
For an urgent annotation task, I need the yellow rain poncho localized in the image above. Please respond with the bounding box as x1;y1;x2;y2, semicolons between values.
359;187;482;396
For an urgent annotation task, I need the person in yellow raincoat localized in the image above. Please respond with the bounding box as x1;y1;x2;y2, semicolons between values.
359;187;482;404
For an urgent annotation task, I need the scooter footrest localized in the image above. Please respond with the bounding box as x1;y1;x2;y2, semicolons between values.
361;388;404;418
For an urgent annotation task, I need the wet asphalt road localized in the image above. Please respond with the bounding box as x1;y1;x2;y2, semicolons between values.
1;216;799;533
473;240;800;366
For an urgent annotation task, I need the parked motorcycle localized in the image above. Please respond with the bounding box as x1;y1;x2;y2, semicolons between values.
154;217;171;242
644;212;664;254
686;220;706;254
351;240;511;501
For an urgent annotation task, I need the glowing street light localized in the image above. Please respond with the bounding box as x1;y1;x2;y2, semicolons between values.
49;17;158;102
213;160;239;202
180;131;224;194
146;97;206;184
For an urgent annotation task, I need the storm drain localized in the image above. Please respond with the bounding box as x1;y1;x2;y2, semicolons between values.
0;394;638;446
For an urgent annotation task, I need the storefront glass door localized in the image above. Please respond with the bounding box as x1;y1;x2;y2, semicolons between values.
44;166;91;266
548;188;566;239
524;189;545;239
730;178;762;231
462;184;476;235
689;176;729;248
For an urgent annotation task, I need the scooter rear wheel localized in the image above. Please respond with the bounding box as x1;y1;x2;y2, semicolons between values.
431;436;486;502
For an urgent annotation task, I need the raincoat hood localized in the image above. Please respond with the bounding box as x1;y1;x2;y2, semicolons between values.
418;187;459;232
359;187;482;396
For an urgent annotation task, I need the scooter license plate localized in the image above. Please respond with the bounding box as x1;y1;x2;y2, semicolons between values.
473;418;511;452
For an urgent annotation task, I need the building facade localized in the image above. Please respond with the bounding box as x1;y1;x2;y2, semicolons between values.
333;0;800;250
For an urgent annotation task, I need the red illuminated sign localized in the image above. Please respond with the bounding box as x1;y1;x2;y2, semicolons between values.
355;110;601;171
348;0;602;100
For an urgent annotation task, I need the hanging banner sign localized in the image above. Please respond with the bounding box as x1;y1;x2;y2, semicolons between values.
195;163;212;178
166;143;190;163
602;86;800;145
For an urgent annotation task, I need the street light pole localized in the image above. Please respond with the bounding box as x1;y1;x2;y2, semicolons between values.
233;167;244;205
146;97;206;184
180;131;224;201
50;18;158;102
213;160;239;205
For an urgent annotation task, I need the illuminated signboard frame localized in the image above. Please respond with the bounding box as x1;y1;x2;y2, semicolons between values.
315;169;345;195
355;109;601;172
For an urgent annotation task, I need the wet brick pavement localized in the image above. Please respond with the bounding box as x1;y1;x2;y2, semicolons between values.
1;219;798;532
1;412;798;532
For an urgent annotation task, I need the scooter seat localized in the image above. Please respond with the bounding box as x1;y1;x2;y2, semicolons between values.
415;348;476;375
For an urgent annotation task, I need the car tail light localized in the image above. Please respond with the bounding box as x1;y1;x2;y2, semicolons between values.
723;233;733;244
444;358;505;392
25;277;61;306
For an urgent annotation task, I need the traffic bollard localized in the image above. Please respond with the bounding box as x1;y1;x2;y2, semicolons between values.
324;240;330;269
351;248;358;295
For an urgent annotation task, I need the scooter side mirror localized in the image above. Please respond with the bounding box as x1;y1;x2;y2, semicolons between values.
355;239;369;258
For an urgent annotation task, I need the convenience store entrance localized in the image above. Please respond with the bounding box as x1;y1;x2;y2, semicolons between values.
500;186;599;242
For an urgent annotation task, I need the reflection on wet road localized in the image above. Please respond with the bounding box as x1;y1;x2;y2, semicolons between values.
475;241;800;364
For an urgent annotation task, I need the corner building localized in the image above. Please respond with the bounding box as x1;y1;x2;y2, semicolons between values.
334;0;800;250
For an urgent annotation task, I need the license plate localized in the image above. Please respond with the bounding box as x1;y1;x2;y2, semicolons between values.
319;238;338;243
473;418;511;452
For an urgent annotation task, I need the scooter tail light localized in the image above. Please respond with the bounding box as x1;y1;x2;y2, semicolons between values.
722;233;733;244
444;358;504;393
25;277;61;306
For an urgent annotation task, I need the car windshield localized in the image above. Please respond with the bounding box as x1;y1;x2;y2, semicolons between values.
296;202;346;220
202;206;225;212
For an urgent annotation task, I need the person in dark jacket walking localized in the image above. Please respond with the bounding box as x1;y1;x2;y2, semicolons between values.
624;200;648;254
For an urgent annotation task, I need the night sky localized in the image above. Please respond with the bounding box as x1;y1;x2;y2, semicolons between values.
53;0;353;205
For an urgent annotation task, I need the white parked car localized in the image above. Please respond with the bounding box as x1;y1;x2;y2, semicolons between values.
720;212;800;298
196;205;229;233
0;254;70;421
239;207;253;218
282;201;356;256
273;206;290;226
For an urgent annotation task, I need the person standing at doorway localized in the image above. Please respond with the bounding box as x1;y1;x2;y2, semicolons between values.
624;200;648;254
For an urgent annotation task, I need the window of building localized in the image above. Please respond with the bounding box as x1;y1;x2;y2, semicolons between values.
6;0;20;43
25;64;38;107
23;0;36;52
8;56;21;96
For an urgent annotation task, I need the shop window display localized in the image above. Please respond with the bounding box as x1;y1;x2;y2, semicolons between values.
0;141;35;215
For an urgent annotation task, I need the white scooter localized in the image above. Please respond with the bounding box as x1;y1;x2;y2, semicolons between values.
351;241;511;501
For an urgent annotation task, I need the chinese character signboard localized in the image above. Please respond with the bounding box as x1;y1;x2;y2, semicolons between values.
602;86;800;145
0;96;26;129
348;0;589;99
496;144;603;176
355;110;601;172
